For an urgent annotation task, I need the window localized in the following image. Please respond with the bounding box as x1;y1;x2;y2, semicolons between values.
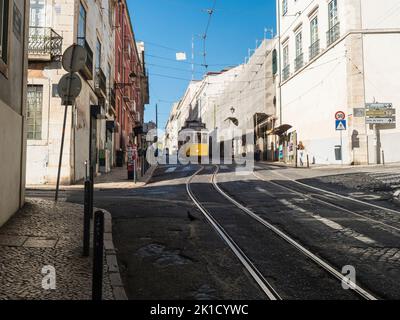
96;38;101;70
283;45;289;67
282;45;290;80
107;62;111;93
0;0;9;64
310;16;318;45
295;32;302;57
309;16;319;59
27;85;43;140
272;49;278;75
295;31;304;70
327;0;340;46
282;0;288;15
77;2;86;46
30;0;45;28
328;0;338;29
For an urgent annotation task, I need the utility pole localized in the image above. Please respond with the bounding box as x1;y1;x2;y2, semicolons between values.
155;103;158;140
191;35;195;80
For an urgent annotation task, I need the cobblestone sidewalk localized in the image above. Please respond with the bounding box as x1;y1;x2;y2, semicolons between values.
0;198;122;300
26;166;157;192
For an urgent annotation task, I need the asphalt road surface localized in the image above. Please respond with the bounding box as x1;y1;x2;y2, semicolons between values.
27;163;400;300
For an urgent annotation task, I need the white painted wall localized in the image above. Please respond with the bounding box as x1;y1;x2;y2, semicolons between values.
26;0;115;184
277;0;400;164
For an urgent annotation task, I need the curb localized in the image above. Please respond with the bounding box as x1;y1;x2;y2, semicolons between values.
100;208;128;300
142;165;158;185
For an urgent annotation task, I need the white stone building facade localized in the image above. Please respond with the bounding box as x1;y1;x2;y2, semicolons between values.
26;0;115;185
276;0;400;165
0;0;29;226
165;39;277;161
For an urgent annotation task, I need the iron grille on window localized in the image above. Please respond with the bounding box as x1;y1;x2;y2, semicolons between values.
282;64;290;81
326;22;340;46
295;53;304;71
309;39;320;60
27;85;43;140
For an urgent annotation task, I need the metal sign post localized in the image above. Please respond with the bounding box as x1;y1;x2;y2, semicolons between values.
335;112;347;165
54;44;87;202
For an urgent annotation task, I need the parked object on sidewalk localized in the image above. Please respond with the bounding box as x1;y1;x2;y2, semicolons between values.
116;150;124;167
297;141;305;166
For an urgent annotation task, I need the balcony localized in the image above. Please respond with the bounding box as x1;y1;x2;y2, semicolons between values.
282;65;290;81
309;40;320;60
327;22;340;47
294;53;304;72
28;27;62;61
78;39;94;80
94;68;107;98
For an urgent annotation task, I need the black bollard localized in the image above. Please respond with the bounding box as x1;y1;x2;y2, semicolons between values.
83;180;91;257
92;210;104;300
89;166;94;219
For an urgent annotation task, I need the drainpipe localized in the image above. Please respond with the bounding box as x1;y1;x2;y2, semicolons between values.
277;0;282;127
19;0;28;207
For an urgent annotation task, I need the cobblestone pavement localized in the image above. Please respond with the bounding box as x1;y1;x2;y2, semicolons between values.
0;198;114;300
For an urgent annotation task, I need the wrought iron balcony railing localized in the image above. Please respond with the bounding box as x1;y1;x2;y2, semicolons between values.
309;39;320;60
78;38;94;80
95;67;107;97
327;22;340;47
28;27;62;60
294;53;304;72
282;64;290;81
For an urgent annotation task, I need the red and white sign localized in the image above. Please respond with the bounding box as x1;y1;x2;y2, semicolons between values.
335;111;346;120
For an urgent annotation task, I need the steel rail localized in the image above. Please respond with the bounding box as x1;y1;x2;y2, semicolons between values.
258;163;400;216
213;165;377;300
186;166;282;300
253;168;400;234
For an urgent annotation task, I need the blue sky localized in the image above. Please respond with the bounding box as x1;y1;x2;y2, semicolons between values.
127;0;277;129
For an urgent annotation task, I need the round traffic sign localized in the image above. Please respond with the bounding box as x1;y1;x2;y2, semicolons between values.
58;73;82;104
335;111;346;120
62;44;87;73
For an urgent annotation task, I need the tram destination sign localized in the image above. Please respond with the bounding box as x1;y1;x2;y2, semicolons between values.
365;103;396;124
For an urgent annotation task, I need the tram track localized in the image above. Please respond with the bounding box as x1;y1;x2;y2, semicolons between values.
187;165;377;300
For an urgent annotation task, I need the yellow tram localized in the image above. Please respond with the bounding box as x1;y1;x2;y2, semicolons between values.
178;120;209;158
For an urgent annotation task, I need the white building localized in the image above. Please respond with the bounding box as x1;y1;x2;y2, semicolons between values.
0;0;29;226
165;39;277;161
26;0;115;185
276;0;400;165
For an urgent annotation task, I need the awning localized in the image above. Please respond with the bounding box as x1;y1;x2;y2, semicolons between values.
269;124;292;136
254;113;271;124
224;117;239;126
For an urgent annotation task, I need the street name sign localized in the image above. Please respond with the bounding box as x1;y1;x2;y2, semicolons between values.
336;120;347;131
365;103;396;124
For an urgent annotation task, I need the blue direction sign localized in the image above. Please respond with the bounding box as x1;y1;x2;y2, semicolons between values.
335;120;347;131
